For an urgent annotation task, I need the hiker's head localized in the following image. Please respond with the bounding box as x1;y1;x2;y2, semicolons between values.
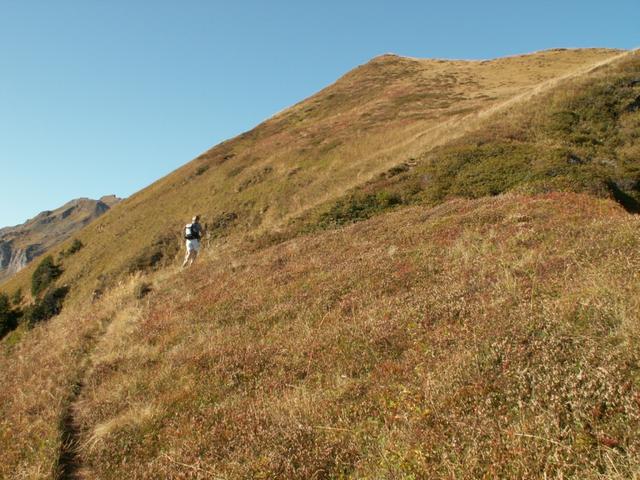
192;215;200;223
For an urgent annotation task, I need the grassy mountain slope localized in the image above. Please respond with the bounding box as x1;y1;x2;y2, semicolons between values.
280;49;640;236
2;193;639;478
2;48;640;479
78;194;640;479
0;48;621;303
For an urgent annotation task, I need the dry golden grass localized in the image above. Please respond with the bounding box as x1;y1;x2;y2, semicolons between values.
0;274;152;478
2;48;640;479
41;193;639;479
277;48;640;242
1;48;622;304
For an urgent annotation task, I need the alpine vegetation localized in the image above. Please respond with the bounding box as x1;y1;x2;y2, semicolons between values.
1;48;640;479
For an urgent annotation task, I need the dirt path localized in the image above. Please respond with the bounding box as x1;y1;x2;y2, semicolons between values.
54;313;116;480
58;379;85;479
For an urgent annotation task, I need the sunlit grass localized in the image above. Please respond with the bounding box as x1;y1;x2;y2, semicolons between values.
59;193;640;479
1;48;638;479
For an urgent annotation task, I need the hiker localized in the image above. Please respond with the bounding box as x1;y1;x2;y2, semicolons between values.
182;215;203;267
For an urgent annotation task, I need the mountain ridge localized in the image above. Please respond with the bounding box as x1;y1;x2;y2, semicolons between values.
2;48;624;303
0;195;121;282
2;48;640;479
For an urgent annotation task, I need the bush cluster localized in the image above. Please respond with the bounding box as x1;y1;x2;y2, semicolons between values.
0;256;71;338
22;286;69;327
194;165;209;176
321;59;640;217
318;191;403;227
0;293;20;339
31;256;62;297
11;289;22;306
59;238;84;258
126;232;179;274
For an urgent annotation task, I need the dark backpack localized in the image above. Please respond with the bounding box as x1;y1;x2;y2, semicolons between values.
184;223;200;240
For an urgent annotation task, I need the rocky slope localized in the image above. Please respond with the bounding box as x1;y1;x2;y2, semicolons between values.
0;196;121;282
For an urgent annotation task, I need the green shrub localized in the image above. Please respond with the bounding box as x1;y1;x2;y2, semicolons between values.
318;191;403;227
11;289;22;306
0;293;19;338
548;110;579;135
376;191;403;208
31;256;62;297
59;239;84;259
195;165;209;176
318;60;640;217
23;286;69;327
66;239;84;256
126;232;180;274
544;74;640;155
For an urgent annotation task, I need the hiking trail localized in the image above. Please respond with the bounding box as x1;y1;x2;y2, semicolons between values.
55;313;116;480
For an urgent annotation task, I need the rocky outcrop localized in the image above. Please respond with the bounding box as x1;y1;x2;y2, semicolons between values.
0;196;122;283
0;243;43;277
0;241;12;270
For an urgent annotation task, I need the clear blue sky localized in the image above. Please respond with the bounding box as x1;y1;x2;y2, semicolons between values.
0;0;637;227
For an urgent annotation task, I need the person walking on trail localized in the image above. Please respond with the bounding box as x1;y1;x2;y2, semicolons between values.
182;215;203;267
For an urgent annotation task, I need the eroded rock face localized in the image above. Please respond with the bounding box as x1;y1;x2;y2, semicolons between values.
6;244;43;276
0;241;12;270
5;247;28;276
0;196;122;283
0;241;33;279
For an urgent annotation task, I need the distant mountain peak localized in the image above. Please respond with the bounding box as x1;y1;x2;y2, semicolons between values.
99;195;121;206
0;196;122;283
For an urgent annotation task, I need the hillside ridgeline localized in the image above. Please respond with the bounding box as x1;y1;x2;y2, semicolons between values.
1;48;640;479
0;48;623;302
0;196;120;283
